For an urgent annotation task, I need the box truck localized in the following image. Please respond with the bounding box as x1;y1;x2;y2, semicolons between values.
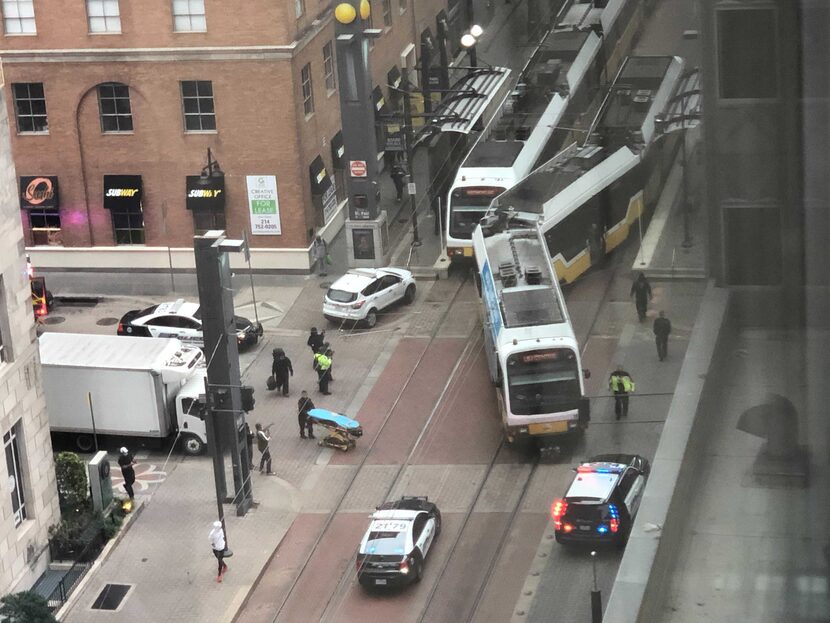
38;333;209;455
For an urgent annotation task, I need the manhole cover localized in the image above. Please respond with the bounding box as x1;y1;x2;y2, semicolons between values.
91;583;132;611
318;282;333;289
41;316;65;325
97;317;119;326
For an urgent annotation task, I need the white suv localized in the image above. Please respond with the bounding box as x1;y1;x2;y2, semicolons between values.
323;268;416;328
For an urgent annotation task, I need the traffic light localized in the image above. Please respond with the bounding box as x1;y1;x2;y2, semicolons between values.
240;386;255;412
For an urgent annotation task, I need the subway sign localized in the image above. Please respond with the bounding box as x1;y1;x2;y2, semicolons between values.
186;175;225;211
19;176;59;209
103;175;143;210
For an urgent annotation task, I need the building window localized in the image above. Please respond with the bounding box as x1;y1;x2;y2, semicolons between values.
2;0;36;34
4;422;27;527
86;0;121;33
172;0;206;32
28;207;61;245
399;0;406;14
97;83;133;132
192;209;226;234
301;63;314;115
323;42;336;92
717;9;778;100
382;0;392;27
12;82;47;133
181;80;216;131
295;0;304;19
112;205;145;244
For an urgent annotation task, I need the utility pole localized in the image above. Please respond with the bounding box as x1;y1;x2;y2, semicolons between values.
400;65;421;246
194;231;254;518
334;1;389;267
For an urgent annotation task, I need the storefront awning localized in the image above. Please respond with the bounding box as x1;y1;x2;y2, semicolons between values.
309;155;333;196
103;175;142;210
19;176;59;209
186;174;225;211
331;130;345;169
427;66;512;135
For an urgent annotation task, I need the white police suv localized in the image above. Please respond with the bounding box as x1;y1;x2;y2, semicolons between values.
323;268;416;328
356;496;441;588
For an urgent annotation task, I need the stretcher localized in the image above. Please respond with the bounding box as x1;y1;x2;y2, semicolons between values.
307;408;363;452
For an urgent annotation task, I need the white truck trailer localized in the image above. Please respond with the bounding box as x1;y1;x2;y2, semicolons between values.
38;333;208;455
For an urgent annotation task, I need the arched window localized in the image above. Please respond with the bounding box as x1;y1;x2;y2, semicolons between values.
97;82;133;133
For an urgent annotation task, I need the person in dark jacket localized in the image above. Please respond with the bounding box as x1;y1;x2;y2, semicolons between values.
390;161;406;202
653;311;672;361
244;421;255;469
271;348;294;397
307;327;325;356
297;390;316;439
630;272;653;322
118;447;137;500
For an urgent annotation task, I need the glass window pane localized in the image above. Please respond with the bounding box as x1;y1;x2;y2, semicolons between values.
174;15;190;31
181;81;197;97
200;115;216;130
115;98;131;114
197;81;213;96
191;15;206;30
185;115;201;131
718;9;778;99
198;98;214;113
172;0;188;14
103;0;120;17
89;16;106;32
18;117;34;132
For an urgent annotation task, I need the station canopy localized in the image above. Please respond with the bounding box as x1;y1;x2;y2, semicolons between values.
427;66;512;135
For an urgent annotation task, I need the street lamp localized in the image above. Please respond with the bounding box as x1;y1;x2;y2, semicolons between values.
199;147;224;184
461;24;483;68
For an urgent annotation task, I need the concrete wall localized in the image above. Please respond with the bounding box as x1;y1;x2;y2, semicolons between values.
0;82;61;596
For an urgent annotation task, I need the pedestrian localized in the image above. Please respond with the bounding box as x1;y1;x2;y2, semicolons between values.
271;348;294;397
314;349;333;395
297;390;316;439
118;447;136;500
244;421;254;470
307;327;325;356
255;423;273;474
390;161;406;202
311;235;328;277
608;365;635;420
209;521;228;583
630;272;652;322
653;310;672;361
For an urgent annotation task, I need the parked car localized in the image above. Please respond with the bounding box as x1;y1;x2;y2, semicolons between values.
117;299;262;349
323;268;416;328
551;454;650;547
356;496;441;588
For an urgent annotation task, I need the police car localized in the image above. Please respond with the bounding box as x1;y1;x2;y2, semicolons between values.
356;496;441;588
117;299;262;349
551;454;650;547
323;268;416;328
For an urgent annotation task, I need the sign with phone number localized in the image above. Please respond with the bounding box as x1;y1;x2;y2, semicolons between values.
246;175;282;235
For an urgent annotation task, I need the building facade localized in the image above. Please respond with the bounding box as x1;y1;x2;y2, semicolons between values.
0;76;60;595
0;0;468;272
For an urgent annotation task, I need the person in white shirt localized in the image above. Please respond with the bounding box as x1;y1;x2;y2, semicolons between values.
209;521;228;582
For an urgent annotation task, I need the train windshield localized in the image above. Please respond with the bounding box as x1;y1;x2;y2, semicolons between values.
449;187;505;239
505;348;581;416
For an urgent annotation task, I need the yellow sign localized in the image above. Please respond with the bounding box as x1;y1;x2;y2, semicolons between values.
528;421;569;435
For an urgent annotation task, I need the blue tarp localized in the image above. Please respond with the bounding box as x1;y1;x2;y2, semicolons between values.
308;408;361;431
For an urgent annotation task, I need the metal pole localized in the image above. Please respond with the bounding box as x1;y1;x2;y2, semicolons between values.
470;44;478;69
167;246;175;293
591;550;602;623
204;375;227;538
86;392;99;452
680;91;693;248
243;230;260;327
401;66;421;246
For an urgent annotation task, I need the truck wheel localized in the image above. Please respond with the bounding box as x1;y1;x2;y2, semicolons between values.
182;434;205;456
75;434;94;453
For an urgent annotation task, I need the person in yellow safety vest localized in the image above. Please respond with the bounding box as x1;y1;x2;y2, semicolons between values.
608;365;635;420
314;349;333;396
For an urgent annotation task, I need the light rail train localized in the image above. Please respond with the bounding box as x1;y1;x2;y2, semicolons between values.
446;0;650;259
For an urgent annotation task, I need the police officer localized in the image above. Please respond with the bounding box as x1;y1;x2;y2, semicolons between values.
608;365;635;420
314;349;333;395
271;348;294;397
653;311;672;361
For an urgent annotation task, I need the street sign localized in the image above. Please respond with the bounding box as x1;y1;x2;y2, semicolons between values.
349;160;368;178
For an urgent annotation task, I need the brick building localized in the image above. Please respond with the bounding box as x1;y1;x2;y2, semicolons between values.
0;76;61;595
0;0;468;272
